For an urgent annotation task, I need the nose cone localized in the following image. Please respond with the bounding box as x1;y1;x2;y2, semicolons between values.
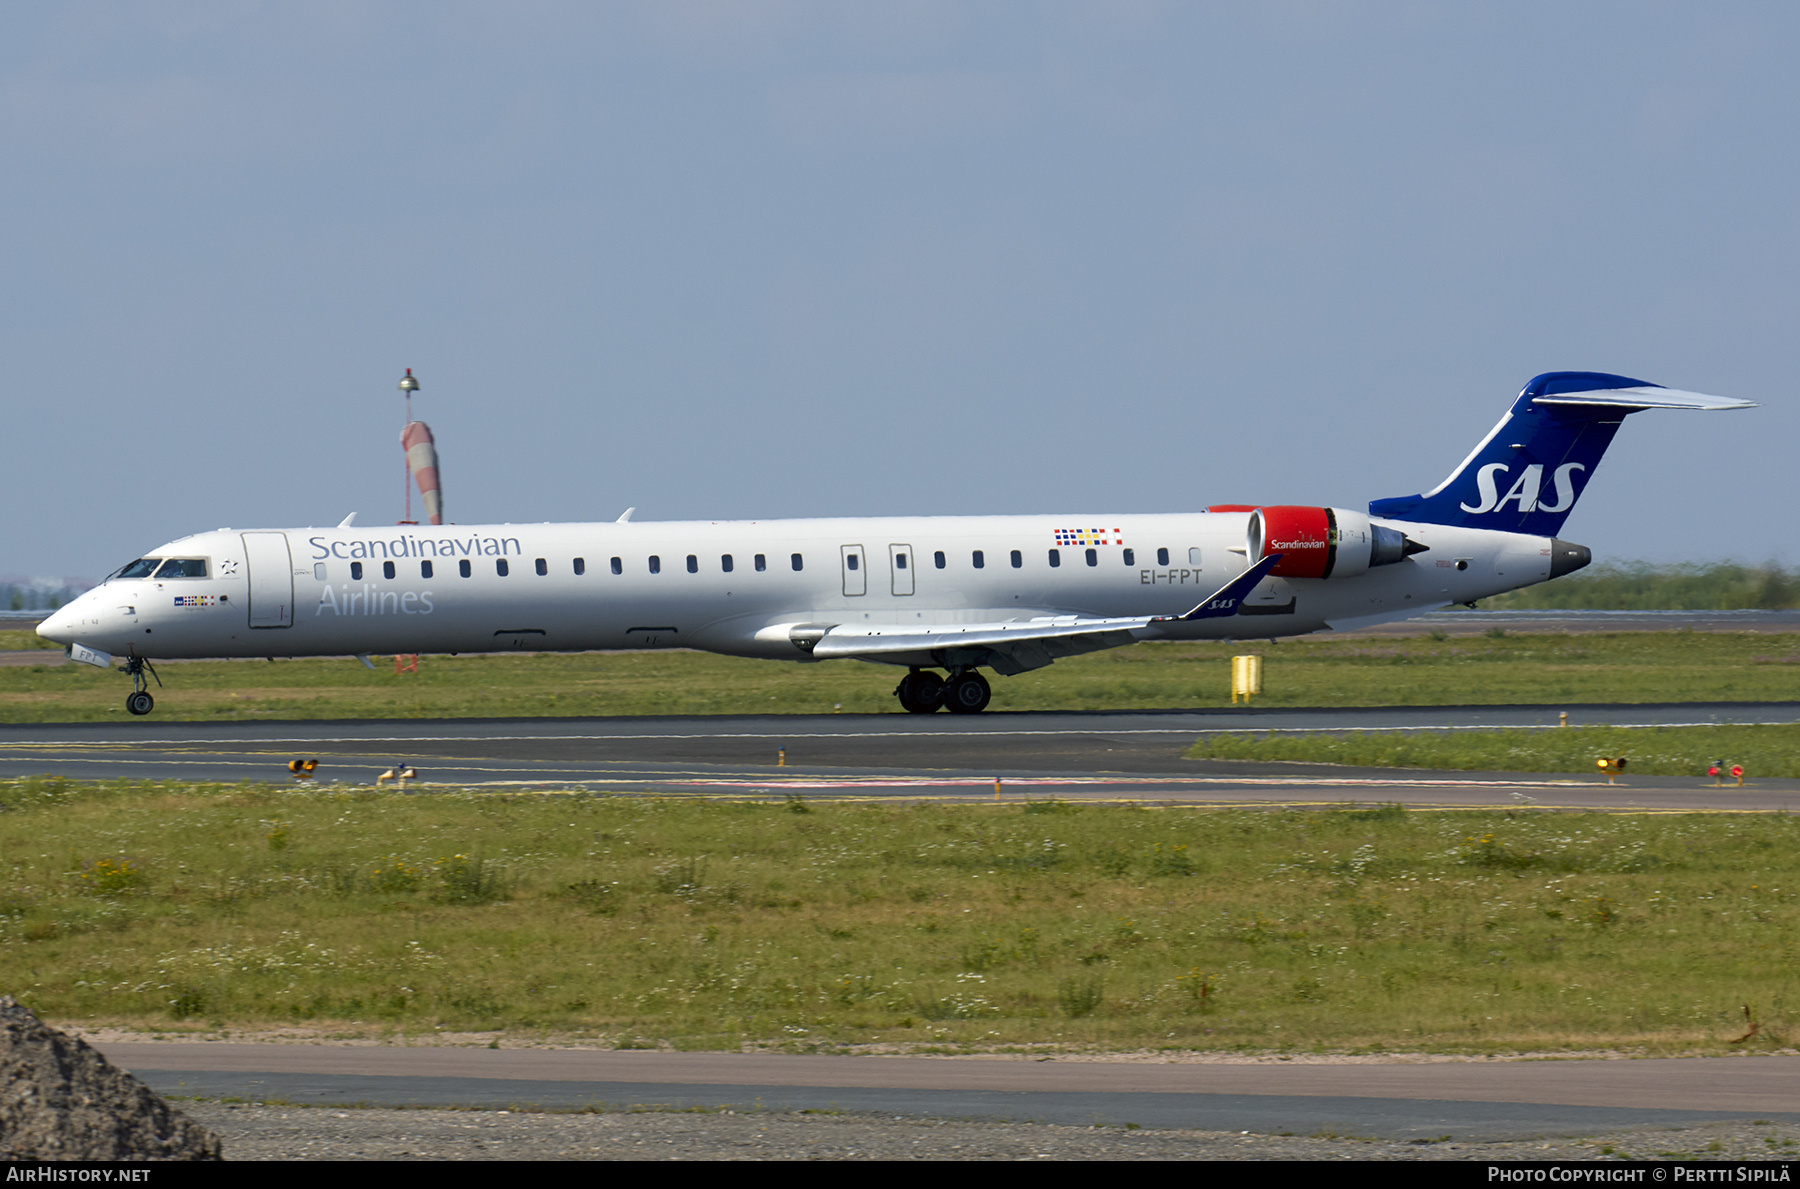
36;603;79;644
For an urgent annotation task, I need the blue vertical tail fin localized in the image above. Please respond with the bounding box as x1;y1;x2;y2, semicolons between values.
1369;372;1751;536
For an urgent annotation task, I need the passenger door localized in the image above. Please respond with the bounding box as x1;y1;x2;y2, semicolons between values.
889;544;914;596
241;532;294;628
840;545;866;596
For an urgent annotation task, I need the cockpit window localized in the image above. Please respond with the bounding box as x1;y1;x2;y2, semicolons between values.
153;559;208;579
116;559;161;579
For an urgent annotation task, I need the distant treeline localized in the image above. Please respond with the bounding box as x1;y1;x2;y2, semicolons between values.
1;583;87;612
1481;562;1798;611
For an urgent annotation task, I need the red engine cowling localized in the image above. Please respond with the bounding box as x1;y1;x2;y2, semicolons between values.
1226;505;1420;578
1247;506;1338;578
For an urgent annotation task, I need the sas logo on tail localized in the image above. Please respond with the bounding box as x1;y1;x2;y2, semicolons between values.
1460;463;1585;515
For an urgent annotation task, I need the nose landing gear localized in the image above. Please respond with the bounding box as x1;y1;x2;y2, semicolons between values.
123;656;161;716
893;668;991;714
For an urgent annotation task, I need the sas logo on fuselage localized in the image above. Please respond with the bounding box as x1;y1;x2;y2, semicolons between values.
1460;462;1584;515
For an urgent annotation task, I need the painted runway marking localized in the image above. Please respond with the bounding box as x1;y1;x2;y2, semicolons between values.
676;775;1592;789
4;717;1800;750
0;751;1714;794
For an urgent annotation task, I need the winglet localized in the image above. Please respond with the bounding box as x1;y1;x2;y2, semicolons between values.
1157;554;1283;622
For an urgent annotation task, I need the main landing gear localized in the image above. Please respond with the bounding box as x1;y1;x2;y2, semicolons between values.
895;668;991;715
123;656;161;716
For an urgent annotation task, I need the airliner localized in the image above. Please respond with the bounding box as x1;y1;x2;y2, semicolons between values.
38;372;1750;716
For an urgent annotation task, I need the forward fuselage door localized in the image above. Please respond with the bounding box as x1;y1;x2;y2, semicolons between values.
841;545;866;596
242;532;295;628
889;544;914;596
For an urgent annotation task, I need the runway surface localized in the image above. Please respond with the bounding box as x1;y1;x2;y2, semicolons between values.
98;1043;1800;1139
4;704;1799;811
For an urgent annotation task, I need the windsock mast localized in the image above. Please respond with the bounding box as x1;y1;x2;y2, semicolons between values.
396;368;443;526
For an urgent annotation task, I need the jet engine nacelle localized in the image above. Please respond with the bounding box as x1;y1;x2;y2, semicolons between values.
1247;506;1418;579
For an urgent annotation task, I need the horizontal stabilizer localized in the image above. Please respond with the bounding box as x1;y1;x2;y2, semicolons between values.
1532;387;1754;412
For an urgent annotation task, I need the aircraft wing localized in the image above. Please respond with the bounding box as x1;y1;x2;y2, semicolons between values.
807;555;1283;667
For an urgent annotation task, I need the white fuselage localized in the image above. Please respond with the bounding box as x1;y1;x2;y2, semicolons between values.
41;512;1555;664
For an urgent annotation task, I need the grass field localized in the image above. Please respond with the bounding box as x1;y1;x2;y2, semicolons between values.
4;778;1794;1055
5;630;1800;722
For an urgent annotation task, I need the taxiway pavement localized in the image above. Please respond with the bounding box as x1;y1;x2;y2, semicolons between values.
2;705;1797;810
99;1044;1800;1140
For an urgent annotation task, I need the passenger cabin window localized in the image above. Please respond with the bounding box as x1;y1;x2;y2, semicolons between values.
846;554;859;571
496;559;510;577
649;555;661;574
118;559;161;579
351;562;363;581
154;559;208;578
313;563;326;581
895;553;907;569
1048;549;1060;568
1085;548;1097;567
755;554;766;572
421;561;433;579
459;559;471;578
1123;548;1135;566
535;558;548;576
1189;547;1202;566
791;553;804;571
610;557;622;575
574;558;585;575
934;551;945;569
721;554;733;573
1157;547;1170;566
686;554;698;573
383;561;395;579
972;550;985;569
1010;550;1022;569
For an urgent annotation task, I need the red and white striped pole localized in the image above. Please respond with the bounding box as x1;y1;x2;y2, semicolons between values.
398;369;420;524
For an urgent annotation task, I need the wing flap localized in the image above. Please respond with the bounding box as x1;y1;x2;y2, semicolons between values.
808;555;1283;660
807;615;1151;659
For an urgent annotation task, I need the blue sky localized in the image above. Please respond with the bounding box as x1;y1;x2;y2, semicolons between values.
4;2;1795;582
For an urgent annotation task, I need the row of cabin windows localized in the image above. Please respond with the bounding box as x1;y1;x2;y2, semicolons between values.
339;553;805;581
334;546;1188;582
930;547;1176;569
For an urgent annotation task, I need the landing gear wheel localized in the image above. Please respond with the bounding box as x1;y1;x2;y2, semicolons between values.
122;656;161;716
942;670;991;714
895;670;944;714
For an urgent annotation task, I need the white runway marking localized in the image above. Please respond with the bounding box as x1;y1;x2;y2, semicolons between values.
2;718;1796;749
